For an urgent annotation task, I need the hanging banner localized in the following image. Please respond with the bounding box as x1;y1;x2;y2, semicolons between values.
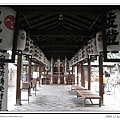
0;52;8;111
17;29;26;50
105;9;120;51
88;38;98;55
96;31;103;52
0;7;16;50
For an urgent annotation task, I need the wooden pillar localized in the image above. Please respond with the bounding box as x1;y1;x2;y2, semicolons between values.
28;59;31;83
39;65;42;87
50;57;53;84
16;54;22;105
81;63;85;87
99;54;104;105
72;66;74;74
77;64;79;85
33;63;37;89
88;57;91;90
110;66;112;73
44;66;46;74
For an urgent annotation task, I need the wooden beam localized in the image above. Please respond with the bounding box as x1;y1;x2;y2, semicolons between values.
9;5;115;15
44;51;74;53
27;29;95;37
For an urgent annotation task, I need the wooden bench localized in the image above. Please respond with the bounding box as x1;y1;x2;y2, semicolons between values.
76;90;101;107
71;85;87;91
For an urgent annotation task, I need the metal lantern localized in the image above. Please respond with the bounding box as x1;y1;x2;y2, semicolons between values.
0;7;16;50
105;10;120;51
17;29;26;50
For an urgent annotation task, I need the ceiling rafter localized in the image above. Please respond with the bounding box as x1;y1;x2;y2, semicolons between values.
32;16;58;28
63;21;83;30
65;36;80;42
37;21;59;29
65;14;98;30
78;15;101;26
38;36;55;42
64;15;90;30
62;24;73;30
27;29;95;36
10;5;113;15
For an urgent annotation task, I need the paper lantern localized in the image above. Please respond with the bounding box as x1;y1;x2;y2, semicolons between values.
96;31;103;52
88;38;98;55
105;10;120;51
0;7;16;50
29;39;33;55
23;37;30;55
81;46;88;61
33;45;39;60
17;29;26;50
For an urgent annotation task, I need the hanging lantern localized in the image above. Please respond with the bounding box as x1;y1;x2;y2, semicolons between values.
33;45;39;60
29;39;33;55
96;31;103;52
105;10;120;51
23;37;30;55
17;29;26;50
88;38;98;55
81;46;88;61
0;7;16;50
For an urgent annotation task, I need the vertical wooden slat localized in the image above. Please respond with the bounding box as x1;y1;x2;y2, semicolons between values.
16;54;22;105
81;63;85;87
88;57;91;90
99;54;104;105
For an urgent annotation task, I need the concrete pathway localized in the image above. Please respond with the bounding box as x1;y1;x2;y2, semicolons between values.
7;83;120;113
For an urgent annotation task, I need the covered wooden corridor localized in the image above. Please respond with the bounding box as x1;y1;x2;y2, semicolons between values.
0;5;120;111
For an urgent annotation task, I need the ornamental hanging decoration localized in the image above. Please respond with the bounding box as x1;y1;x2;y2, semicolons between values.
0;7;16;50
105;9;120;51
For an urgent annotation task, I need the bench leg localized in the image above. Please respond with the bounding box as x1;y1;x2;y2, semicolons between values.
99;98;101;107
89;99;93;104
83;99;86;107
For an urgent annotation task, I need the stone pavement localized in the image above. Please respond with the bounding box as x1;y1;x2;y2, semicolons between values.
7;83;120;113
